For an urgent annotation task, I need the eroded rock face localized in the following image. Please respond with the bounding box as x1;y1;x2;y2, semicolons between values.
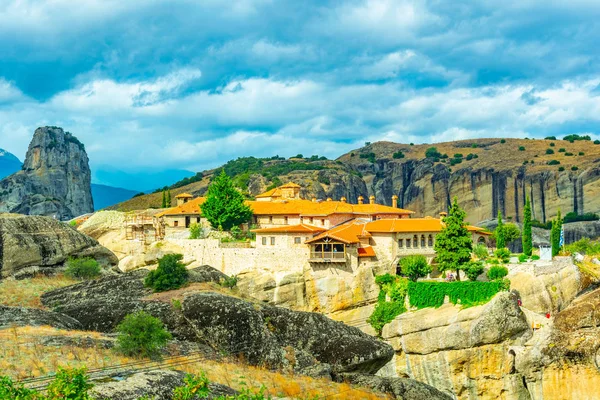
90;370;237;400
0;127;93;219
0;305;82;330
0;214;118;279
337;373;452;400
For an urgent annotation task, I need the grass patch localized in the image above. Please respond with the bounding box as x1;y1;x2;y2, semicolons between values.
407;280;510;309
0;275;77;309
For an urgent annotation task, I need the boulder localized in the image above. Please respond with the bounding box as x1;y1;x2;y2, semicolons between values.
593;258;600;266
573;252;585;262
0;127;93;220
0;214;118;279
336;373;452;400
90;370;237;400
0;305;82;330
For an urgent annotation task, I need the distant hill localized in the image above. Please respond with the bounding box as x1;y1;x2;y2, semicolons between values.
91;184;140;211
0;148;22;178
108;137;600;225
93;168;195;193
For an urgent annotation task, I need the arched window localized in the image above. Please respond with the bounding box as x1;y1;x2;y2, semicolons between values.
421;235;426;247
406;238;411;248
478;236;486;245
414;235;419;248
428;235;433;247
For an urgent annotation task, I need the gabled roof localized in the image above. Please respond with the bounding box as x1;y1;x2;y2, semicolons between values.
305;220;372;244
175;193;193;198
255;188;280;198
155;197;207;217
280;182;301;188
248;199;413;216
251;224;327;234
364;217;490;234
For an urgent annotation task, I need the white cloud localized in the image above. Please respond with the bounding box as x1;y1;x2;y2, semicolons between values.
0;78;24;102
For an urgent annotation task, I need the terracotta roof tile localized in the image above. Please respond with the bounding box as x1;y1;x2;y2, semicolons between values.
251;224;327;234
306;220;372;244
248;199;413;216
155;197;206;217
175;193;194;198
358;246;376;257
365;218;490;234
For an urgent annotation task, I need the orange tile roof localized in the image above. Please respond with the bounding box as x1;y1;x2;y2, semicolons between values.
357;246;376;257
251;224;327;234
255;188;280;198
364;218;490;234
280;182;301;188
248;199;413;217
155;197;207;217
175;193;193;198
306;220;372;244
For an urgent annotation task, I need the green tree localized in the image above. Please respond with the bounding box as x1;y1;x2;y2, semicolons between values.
433;197;473;280
464;261;484;281
522;196;533;256
399;255;431;281
166;190;172;207
145;254;189;292
161;190;167;208
201;170;253;231
495;211;505;249
502;223;521;244
116;311;172;358
551;210;563;257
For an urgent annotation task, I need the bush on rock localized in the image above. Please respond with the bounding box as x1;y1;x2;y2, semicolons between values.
64;257;101;280
145;254;188;292
116;311;172;358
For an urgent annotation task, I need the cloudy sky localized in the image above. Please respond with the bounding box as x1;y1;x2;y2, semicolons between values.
1;0;599;187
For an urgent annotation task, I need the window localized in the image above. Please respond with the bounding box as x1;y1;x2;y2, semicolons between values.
406;238;411;248
269;216;273;224
372;215;377;221
196;217;201;223
300;217;304;223
294;237;301;244
321;219;325;226
428;235;433;247
174;221;179;227
270;237;275;245
309;217;314;224
284;216;289;225
262;237;267;245
398;238;404;248
421;235;425;247
414;235;418;247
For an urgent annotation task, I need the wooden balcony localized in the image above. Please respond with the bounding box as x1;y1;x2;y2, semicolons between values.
309;251;346;263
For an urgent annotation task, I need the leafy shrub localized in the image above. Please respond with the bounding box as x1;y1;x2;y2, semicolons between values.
116;311;172;358
558;148;566;152
545;148;554;154
565;238;600;255
523;160;528;165
46;367;93;399
531;219;552;229
489;258;499;264
547;160;560;165
545;136;557;140
531;255;540;260
454;153;463;158
518;146;525;151
399;255;431;281
368;301;406;334
579;152;584;156
359;152;376;163
425;147;442;159
64;257;101;280
0;376;39;399
563;212;599;223
464;261;484;281
189;223;201;239
173;372;210;400
410;142;414;146
565;152;574;156
500;139;506;143
518;254;528;262
474;244;489;260
69;220;77;227
495;248;511;259
392;151;405;159
563;134;591;142
407;280;509;308
595;140;600;145
220;275;238;288
145;254;188;292
558;166;565;172
549;142;555;147
487;265;509;280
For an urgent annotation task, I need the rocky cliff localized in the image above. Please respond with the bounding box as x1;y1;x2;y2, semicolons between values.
111;138;600;225
0;126;93;220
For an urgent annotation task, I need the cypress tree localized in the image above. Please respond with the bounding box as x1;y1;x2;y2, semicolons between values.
496;210;505;249
522;196;533;256
433;197;473;280
161;190;166;208
551;210;563;257
201;170;253;231
166;190;172;207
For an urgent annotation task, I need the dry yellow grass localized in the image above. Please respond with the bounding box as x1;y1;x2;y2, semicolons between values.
0;274;77;309
0;326;390;399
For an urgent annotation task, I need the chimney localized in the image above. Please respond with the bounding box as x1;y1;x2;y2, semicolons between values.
340;197;347;203
392;195;398;208
369;195;375;205
326;197;332;202
358;196;364;204
312;197;317;203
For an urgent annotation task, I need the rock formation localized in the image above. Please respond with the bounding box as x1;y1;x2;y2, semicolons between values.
0;126;93;220
0;214;118;279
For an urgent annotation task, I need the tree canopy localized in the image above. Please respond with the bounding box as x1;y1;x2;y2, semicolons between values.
434;198;473;279
201;170;253;231
495;211;505;249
